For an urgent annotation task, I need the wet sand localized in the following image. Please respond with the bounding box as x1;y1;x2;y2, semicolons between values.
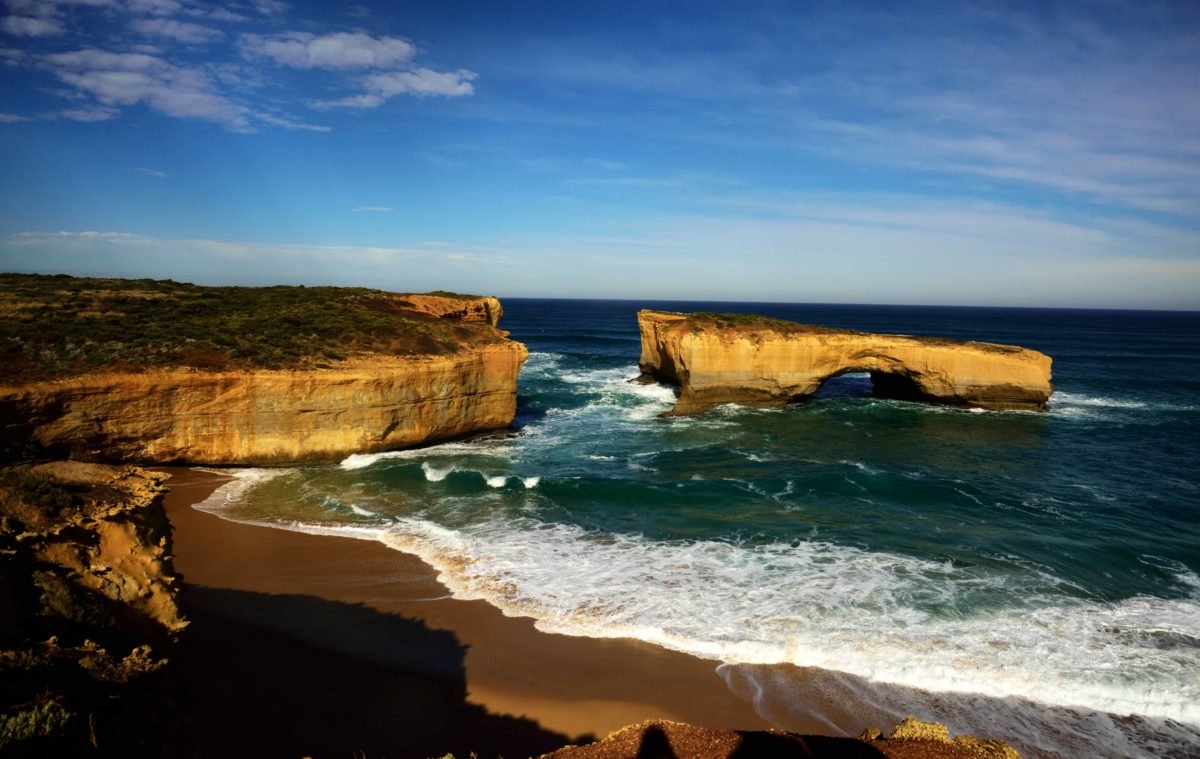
161;467;790;757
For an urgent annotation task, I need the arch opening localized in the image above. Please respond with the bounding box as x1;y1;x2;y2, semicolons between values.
807;367;937;404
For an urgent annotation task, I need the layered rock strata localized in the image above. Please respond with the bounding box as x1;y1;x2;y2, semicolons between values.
638;310;1052;414
0;345;526;465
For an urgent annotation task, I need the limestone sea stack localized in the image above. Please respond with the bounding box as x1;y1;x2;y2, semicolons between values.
0;276;527;465
638;310;1052;414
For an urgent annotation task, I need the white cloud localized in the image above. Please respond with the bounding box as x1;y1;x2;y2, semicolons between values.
132;18;223;44
185;6;248;23
312;67;477;108
60;104;118;120
124;0;180;15
131;166;167;177
0;111;31;121
0;231;515;289
249;0;286;17
2;14;65;36
45;48;253;130
366;68;475;97
240;31;415;69
251;110;329;132
353;206;391;212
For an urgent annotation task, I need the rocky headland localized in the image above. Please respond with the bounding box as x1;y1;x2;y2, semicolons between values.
0;462;183;756
0;275;527;465
638;310;1052;414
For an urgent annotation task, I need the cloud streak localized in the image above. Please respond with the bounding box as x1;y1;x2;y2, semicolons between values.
240;31;414;69
1;4;472;129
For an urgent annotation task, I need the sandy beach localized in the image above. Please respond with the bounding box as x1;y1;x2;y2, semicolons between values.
161;467;783;757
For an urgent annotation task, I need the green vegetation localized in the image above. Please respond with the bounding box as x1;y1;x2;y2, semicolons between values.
688;311;862;335
0;274;501;380
684;311;1023;353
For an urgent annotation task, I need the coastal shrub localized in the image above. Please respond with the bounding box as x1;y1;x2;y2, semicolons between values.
0;274;503;380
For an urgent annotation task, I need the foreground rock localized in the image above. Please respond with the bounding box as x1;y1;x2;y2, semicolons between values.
0;463;182;756
0;276;527;465
542;717;1021;758
638;310;1052;414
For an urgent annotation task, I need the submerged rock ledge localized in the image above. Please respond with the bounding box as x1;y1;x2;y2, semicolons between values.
638;310;1052;414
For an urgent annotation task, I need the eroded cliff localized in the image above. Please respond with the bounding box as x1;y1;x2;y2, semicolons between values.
0;346;526;465
638;310;1052;414
0;463;182;756
0;276;527;465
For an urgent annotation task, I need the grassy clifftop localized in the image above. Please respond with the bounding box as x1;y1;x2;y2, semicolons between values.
0;274;504;381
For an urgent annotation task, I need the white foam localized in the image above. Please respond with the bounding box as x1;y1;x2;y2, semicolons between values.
421;462;452;482
1053;391;1148;410
329;515;1200;729
485;475;508;488
340;438;516;471
522;477;540;489
348;503;376;517
192;468;288;514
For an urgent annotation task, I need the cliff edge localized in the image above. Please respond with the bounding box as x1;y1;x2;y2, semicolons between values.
638;310;1052;414
0;275;527;465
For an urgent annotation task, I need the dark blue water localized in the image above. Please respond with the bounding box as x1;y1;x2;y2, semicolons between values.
204;300;1200;758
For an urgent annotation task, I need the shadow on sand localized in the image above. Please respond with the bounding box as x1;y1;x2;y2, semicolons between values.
175;585;591;758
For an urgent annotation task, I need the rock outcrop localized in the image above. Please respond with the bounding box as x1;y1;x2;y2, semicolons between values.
0;345;526;465
541;717;1022;758
638;310;1052;414
402;293;504;327
1;463;184;635
0;278;529;465
1;463;183;756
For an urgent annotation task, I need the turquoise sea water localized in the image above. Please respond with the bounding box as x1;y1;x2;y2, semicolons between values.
198;300;1200;758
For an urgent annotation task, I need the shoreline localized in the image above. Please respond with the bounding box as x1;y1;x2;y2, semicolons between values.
160;467;790;756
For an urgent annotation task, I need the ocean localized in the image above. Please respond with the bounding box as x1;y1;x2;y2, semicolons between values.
195;299;1200;758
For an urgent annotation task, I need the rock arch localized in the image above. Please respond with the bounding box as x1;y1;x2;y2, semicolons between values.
636;310;1052;414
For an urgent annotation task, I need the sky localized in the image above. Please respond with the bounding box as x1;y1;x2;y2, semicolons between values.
1;0;1198;309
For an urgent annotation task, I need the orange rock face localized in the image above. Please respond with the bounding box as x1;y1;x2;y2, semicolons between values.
638;310;1052;414
402;293;505;327
0;343;527;465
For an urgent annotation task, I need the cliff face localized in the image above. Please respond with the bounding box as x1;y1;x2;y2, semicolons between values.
638;310;1052;414
402;293;504;327
0;343;526;465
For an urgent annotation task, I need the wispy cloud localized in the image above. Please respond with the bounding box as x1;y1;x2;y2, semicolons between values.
1;3;466;128
239;30;476;109
311;68;476;109
44;47;255;130
353;206;391;212
240;31;414;69
132;18;223;44
0;230;516;287
131;167;167;177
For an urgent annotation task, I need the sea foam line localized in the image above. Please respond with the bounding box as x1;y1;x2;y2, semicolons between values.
194;470;1200;735
363;515;1200;730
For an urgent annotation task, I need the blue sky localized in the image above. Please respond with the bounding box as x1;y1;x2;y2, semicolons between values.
1;0;1198;308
